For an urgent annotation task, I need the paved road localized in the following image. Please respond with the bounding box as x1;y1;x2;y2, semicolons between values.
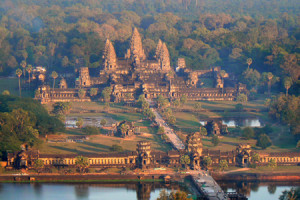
192;172;229;200
150;108;185;150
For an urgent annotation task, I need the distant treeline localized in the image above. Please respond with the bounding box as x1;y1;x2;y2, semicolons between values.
0;0;298;94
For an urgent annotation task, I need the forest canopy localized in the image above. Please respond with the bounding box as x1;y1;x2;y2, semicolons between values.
0;95;64;156
0;0;298;87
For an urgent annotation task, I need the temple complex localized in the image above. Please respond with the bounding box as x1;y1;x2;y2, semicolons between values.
6;138;300;170
35;28;246;104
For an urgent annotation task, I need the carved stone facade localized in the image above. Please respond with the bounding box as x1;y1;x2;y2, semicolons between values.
6;141;300;170
35;28;247;104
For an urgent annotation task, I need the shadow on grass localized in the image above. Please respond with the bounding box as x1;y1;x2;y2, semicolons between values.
49;145;87;154
222;141;239;146
64;129;84;136
80;145;109;153
83;141;111;150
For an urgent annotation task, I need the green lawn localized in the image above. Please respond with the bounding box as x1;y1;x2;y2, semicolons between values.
39;126;171;154
225;165;300;174
0;77;33;97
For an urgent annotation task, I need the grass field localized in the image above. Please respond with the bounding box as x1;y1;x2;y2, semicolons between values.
0;77;33;97
41;95;297;154
225;165;300;174
39;127;172;154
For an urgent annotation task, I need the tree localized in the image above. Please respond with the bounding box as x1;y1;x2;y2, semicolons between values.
120;124;128;135
158;126;165;134
26;64;32;88
267;72;274;95
268;158;277;168
157;190;192;200
173;99;180;107
169;190;192;200
110;144;123;152
75;156;90;173
16;69;22;97
242;68;261;89
284;77;292;96
246;58;252;69
52;102;72;115
199;126;207;136
202;156;212;170
51;71;58;90
212;135;220;146
2;90;10;95
297;141;300;149
78;89;86;99
76;118;84;128
193;102;202;110
100;119;107;127
83;126;100;135
90;88;98;97
167;115;176;125
157;95;169;109
236;94;248;102
161;134;168;142
242;127;255;139
279;187;300;200
235;103;243;111
33;159;44;173
62;56;69;67
101;87;112;102
219;70;226;94
20;60;26;78
251;153;260;163
180;95;187;105
219;160;228;171
256;134;272;149
180;155;190;169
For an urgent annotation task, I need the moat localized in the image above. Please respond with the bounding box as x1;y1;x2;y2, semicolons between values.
0;182;298;200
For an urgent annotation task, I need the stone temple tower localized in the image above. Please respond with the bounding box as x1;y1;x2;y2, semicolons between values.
103;39;117;72
155;40;171;72
137;141;151;169
186;131;203;169
77;67;91;87
125;28;146;65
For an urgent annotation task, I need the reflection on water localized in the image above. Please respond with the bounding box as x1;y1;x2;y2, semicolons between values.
219;181;300;200
1;181;298;200
0;182;181;200
65;117;116;128
200;118;263;127
222;119;262;127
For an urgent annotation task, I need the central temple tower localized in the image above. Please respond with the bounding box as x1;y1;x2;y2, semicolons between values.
125;28;146;65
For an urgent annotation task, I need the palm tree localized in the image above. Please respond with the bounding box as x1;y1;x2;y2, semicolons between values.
219;70;226;95
26;64;33;88
16;69;22;97
20;60;26;78
267;72;273;95
246;58;252;69
51;71;58;90
284;77;292;96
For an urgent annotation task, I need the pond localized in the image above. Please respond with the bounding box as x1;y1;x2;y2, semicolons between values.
65;116;116;128
200;118;263;128
0;181;298;200
0;182;181;200
219;181;300;200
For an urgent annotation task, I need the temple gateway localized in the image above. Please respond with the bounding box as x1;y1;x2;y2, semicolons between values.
35;28;246;104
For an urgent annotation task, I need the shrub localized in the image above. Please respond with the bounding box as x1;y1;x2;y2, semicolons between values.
256;134;272;149
83;126;100;135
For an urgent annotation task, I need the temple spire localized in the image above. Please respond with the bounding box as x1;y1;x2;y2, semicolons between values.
103;39;117;71
155;39;162;59
125;28;146;63
156;41;171;71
